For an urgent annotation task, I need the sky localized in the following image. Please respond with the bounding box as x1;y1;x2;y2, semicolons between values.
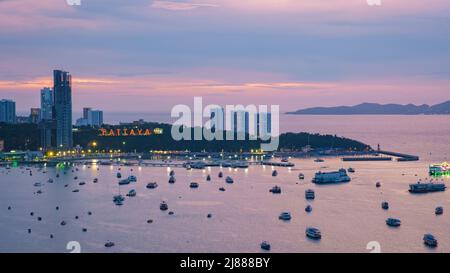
1;0;450;115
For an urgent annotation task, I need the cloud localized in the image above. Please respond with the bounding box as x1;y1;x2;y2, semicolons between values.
151;0;218;11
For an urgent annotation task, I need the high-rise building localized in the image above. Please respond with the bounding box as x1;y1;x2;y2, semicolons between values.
0;139;4;152
76;108;103;127
53;70;73;149
40;87;54;120
83;107;92;120
0;99;16;124
30;108;41;124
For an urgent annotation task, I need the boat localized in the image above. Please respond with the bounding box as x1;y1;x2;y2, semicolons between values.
312;169;351;184
93;178;98;183
347;167;355;173
423;234;438;248
386;218;401;227
146;182;158;189
298;173;305;180
219;187;226;192
190;182;199;188
260;241;271;251
269;186;281;194
118;179;130;185
127;175;137;182
306;227;322;240
435;207;444;215
47;178;54;183
278;212;291;221
190;161;206;170
105;241;115;248
206;175;211;181
272;170;278;177
409;182;446;193
382;202;389;210
376;182;381;188
114;199;124;206
225;176;234;184
169;170;175;176
116;172;122;178
126;189;136;197
33;182;42;187
79;181;86;186
218;172;223;178
168;176;176;184
281;157;289;163
185;165;192;170
305;205;312;213
160;201;168;211
113;195;125;202
314;158;324;163
305;189;315;200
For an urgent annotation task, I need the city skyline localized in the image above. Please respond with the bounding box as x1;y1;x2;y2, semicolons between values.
1;0;450;113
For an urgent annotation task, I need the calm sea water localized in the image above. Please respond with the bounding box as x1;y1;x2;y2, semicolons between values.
0;115;449;253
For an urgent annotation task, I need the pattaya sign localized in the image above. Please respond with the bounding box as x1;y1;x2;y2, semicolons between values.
99;128;163;137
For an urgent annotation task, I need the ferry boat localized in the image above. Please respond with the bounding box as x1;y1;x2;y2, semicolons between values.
306;227;322;240
270;186;281;194
312;169;351;184
435;206;444;215
260;241;271;251
160;201;168;211
386;218;401;227
190;182;199;188
423;234;438;248
225;176;234;184
305;189;315;200
429;162;450;176
278;212;292;221
408;182;446;193
168;176;176;184
146;182;158;189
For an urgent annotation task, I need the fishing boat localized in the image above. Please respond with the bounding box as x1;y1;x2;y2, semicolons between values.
305;189;315;200
312;169;351;184
269;186;281;194
386;218;401;227
306;227;322;240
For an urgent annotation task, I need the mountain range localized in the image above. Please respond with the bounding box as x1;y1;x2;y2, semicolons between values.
287;100;450;115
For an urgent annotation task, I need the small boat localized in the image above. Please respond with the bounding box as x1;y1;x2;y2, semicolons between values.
118;179;130;185
185;165;192;170
206;175;211;181
347;168;355;173
93;178;98;183
305;205;312;213
435;207;444;215
281;157;289;163
105;241;115;248
160;201;168;211
47;179;54;183
306;227;322;240
376;182;381;188
219;187;226;192
168;176;176;184
272;170;278;177
298;173;305;180
60;221;67;226
114;199;123;206
113;195;125;202
169;170;175;176
386;218;401;227
260;241;271;251
382;202;389;210
116;172;122;178
146;182;158;189
73;176;78;180
270;186;281;194
305;189;315;200
278;212;292;221
33;182;42;187
127;175;137;182
78;182;86;186
72;189;79;193
423;234;438;248
190;182;199;188
314;158;324;163
218;172;223;178
225;176;234;184
126;189;136;197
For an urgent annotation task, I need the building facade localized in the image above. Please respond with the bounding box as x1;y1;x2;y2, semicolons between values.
76;107;103;127
0;99;16;124
30;108;41;123
53;70;73;149
40;87;54;120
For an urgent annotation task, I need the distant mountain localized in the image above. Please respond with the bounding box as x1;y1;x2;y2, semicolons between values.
287;101;450;115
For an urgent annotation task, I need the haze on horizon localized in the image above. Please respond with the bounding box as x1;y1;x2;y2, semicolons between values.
1;0;450;113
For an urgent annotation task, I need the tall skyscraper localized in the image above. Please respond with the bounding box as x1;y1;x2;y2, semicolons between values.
40;87;54;120
0;99;16;124
53;70;73;149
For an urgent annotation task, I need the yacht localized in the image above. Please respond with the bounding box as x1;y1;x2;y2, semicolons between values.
127;175;137;182
160;201;168;211
168;176;176;184
298;173;305;180
126;189;136;197
386;218;401;227
260;241;271;251
409;182;446;193
225;176;234;184
435;207;444;215
423;234;438;248
270;186;281;194
305;227;322;240
118;179;130;186
305;205;312;213
146;182;158;189
218;172;223;178
278;212;292;221
305;189;315;200
272;170;278;177
382;202;389;210
312;169;351;184
190;182;199;188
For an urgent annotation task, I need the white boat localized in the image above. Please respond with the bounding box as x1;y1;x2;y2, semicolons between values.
225;176;234;184
305;189;315;200
312;169;351;184
306;227;322;240
278;212;291;221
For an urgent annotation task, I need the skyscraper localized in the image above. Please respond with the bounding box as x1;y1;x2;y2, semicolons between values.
0;99;16;124
53;70;73;149
40;87;54;120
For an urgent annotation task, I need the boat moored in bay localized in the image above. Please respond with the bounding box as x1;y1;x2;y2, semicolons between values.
408;182;446;193
312;169;351;184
